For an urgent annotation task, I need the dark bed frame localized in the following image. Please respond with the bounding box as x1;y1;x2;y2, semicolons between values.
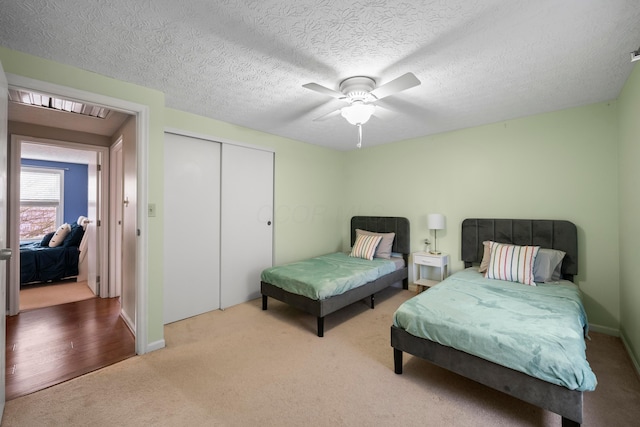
391;218;583;427
262;216;410;337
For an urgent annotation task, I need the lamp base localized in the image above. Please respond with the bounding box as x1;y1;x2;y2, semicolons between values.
429;250;441;255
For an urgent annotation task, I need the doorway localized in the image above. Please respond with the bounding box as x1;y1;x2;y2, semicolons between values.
5;133;133;399
5;72;149;355
10;137;108;313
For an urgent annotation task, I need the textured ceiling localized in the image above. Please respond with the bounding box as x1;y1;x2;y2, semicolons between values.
21;142;96;165
1;1;639;151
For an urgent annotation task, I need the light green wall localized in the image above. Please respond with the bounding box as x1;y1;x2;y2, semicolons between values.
0;47;346;348
0;47;167;346
345;102;620;330
618;64;640;367
1;46;634;356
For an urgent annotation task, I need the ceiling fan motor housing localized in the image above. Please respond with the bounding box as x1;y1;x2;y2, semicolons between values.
339;76;376;103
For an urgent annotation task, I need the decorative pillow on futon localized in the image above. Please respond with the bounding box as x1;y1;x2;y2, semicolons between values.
355;229;395;259
77;215;88;230
485;241;540;286
349;233;382;261
48;223;71;248
40;231;55;247
64;223;86;247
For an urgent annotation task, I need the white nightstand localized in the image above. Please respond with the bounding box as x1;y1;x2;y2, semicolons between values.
412;252;449;293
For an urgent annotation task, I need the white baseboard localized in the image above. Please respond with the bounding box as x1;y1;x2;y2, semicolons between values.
588;323;619;337
589;323;640;379
146;339;166;353
620;332;640;379
121;311;135;335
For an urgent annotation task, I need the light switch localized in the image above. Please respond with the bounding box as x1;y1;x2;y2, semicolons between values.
148;203;156;217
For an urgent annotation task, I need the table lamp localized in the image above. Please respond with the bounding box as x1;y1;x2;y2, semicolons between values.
428;214;445;255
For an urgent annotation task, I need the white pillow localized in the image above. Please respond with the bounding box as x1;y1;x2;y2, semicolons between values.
533;248;566;282
49;223;72;247
77;216;88;230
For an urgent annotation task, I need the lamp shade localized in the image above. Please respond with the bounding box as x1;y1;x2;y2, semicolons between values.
428;213;445;230
341;102;375;125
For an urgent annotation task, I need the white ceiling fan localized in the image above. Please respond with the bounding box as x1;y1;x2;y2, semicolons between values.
303;72;421;148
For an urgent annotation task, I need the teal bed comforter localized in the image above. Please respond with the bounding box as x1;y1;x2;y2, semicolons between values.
261;252;397;300
393;268;597;391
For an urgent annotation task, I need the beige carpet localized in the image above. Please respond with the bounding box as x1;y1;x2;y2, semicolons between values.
19;280;96;311
3;287;639;426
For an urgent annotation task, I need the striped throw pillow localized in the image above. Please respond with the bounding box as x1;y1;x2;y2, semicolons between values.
349;234;383;260
486;241;540;286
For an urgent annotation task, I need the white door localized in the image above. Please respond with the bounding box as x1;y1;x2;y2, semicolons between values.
120;120;137;330
220;144;273;309
163;133;221;323
0;60;10;418
86;153;100;295
110;139;123;297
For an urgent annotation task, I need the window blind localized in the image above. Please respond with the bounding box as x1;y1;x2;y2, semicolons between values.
20;169;62;203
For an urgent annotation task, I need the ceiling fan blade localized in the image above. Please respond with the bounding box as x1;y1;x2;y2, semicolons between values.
371;104;395;119
313;109;342;121
302;82;346;100
370;72;421;100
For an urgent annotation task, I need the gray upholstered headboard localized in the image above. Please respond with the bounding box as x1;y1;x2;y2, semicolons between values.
351;216;410;255
461;218;578;282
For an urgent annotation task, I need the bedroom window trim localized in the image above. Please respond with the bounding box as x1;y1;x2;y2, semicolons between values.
19;166;65;241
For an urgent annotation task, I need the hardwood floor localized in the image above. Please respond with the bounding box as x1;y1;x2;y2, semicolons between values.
5;297;136;401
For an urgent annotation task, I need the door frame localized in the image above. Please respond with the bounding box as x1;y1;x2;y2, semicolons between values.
9;136;109;309
0;59;9;421
6;73;151;355
109;137;123;298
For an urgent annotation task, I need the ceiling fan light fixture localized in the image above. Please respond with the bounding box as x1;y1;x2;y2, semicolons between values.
303;72;420;148
341;102;375;125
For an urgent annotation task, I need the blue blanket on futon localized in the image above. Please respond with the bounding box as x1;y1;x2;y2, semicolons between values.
20;242;80;285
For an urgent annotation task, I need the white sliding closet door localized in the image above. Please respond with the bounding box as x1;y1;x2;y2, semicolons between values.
220;144;273;309
164;133;221;323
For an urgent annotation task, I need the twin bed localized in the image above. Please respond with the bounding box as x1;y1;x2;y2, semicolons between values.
393;218;595;426
261;217;595;426
261;216;410;337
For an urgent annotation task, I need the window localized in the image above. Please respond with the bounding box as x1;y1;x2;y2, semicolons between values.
20;167;64;241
